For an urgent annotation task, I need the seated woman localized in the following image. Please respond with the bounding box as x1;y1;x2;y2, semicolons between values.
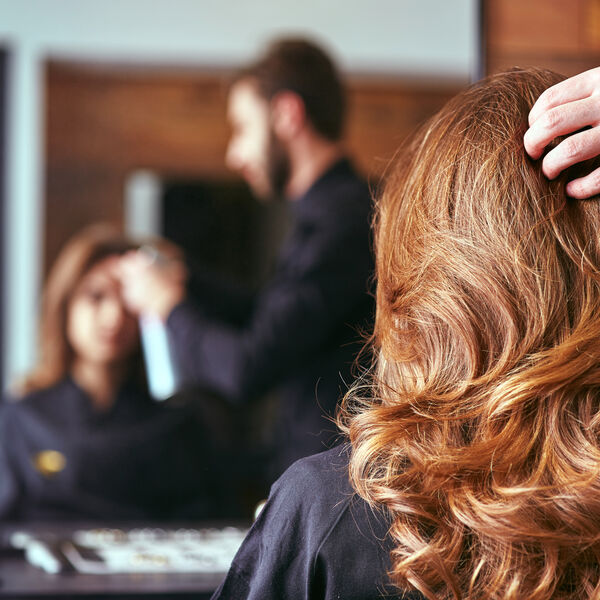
212;67;600;599
0;225;223;521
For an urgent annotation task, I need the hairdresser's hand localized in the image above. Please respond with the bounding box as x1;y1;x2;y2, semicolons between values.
524;67;600;198
117;250;187;321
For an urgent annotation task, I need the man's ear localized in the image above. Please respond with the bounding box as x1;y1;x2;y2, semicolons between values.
271;91;306;140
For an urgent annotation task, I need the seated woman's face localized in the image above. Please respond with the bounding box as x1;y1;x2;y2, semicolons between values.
66;256;139;366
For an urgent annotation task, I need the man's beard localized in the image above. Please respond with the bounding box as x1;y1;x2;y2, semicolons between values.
265;129;290;201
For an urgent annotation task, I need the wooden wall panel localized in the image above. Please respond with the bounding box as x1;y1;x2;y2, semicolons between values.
585;0;600;49
46;65;232;177
487;0;582;55
485;0;600;76
45;61;463;273
347;78;461;179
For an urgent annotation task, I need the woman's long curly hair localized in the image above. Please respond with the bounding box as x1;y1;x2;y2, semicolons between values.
339;68;600;599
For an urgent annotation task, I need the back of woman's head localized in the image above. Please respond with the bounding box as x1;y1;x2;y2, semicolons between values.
20;224;137;394
342;68;600;599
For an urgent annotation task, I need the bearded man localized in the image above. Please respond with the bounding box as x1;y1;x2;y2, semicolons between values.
119;38;373;487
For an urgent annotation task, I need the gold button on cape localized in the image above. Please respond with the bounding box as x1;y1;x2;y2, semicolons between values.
32;450;66;477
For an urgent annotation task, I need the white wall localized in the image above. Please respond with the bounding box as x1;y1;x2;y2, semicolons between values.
0;0;479;387
0;1;478;74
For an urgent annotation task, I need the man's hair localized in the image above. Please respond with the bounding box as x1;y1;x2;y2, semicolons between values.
235;37;346;141
340;68;600;599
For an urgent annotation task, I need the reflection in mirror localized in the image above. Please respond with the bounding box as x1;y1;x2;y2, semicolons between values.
2;0;481;388
0;2;481;555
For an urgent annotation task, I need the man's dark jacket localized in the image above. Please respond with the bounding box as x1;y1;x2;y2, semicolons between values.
167;158;373;478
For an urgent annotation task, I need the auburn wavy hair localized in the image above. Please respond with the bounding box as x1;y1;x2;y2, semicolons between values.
340;68;600;599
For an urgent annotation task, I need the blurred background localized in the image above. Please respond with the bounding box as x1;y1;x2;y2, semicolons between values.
0;0;598;389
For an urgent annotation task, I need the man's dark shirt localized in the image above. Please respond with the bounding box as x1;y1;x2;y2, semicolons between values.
167;158;374;477
211;445;422;600
0;378;222;521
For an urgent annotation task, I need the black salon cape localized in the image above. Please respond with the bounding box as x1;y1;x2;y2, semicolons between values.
212;446;422;600
167;159;374;478
0;377;220;521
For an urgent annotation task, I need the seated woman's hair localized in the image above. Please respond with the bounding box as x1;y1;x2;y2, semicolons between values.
20;224;138;394
20;224;186;395
340;68;600;600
